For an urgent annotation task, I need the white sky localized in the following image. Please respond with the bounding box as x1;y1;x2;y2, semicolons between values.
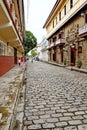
24;0;56;43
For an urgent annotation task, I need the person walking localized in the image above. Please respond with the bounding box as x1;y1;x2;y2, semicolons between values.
21;57;26;67
18;58;21;66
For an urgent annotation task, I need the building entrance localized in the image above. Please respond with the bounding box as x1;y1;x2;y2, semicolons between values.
70;46;76;66
14;48;17;64
53;51;56;61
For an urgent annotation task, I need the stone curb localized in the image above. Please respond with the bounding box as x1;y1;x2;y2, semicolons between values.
41;61;87;74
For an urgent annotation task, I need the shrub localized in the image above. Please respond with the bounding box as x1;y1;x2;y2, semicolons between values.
77;60;82;68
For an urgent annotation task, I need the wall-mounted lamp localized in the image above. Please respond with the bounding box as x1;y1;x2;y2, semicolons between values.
70;43;75;48
81;12;85;17
71;45;75;48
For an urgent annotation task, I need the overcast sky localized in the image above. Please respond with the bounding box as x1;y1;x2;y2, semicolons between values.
24;0;56;43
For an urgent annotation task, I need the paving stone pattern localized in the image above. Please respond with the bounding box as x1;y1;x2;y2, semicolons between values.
23;61;87;130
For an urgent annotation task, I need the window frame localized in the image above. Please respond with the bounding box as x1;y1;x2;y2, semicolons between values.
59;12;61;21
56;17;57;24
85;13;87;23
53;20;54;28
64;5;66;15
0;42;6;55
70;0;73;8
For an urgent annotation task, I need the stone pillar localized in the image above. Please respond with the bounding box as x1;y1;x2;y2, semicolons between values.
76;42;79;67
48;50;51;61
56;47;59;63
50;49;54;61
58;47;61;63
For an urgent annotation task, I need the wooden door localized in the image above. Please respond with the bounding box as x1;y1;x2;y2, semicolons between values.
70;46;76;66
14;48;17;64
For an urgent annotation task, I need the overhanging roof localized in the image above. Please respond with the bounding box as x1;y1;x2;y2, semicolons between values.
43;0;61;28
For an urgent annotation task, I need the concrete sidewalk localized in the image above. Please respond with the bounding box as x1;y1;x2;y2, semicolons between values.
0;65;25;130
44;61;87;74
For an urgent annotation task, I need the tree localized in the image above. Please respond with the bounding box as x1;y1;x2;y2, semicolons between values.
31;50;37;57
23;31;37;54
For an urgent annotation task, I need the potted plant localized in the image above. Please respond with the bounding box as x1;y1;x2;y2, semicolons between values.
77;60;82;68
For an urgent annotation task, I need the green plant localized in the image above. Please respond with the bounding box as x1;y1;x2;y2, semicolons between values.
77;60;82;68
64;58;66;65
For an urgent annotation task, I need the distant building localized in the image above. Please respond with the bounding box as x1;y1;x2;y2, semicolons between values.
43;0;87;68
40;37;48;61
0;0;25;76
36;43;42;60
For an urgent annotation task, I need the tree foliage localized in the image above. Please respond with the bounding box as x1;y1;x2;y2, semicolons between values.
31;50;37;57
23;31;37;54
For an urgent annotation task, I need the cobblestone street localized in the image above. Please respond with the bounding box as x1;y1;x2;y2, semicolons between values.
23;61;87;130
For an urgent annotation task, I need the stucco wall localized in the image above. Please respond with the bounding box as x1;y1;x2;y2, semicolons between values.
0;56;14;76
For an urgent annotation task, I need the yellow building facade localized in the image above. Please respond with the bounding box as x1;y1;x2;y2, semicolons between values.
0;0;25;76
43;0;87;68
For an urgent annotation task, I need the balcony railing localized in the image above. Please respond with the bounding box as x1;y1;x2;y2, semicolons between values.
46;39;65;49
55;38;65;45
4;0;23;42
46;42;54;49
79;24;87;36
50;42;55;47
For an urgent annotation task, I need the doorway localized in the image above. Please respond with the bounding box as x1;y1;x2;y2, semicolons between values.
14;48;17;64
53;51;56;61
70;46;76;66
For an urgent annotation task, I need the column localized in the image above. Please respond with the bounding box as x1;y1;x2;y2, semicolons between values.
50;49;54;61
56;47;59;63
48;50;51;61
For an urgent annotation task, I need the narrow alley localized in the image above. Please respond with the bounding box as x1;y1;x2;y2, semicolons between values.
23;61;87;130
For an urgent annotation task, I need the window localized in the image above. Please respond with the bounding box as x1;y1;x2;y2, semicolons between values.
59;32;64;38
10;3;12;12
53;37;56;42
8;47;13;56
64;5;66;15
49;40;51;45
59;12;61;21
0;43;6;55
56;17;57;24
59;33;62;38
85;14;87;23
70;0;73;8
53;20;54;28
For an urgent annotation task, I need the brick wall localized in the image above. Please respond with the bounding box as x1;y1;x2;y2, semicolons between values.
0;56;14;76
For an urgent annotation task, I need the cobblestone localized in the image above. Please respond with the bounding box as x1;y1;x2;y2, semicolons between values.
23;61;87;130
68;120;82;125
55;122;68;127
42;123;55;129
28;124;41;129
78;124;87;130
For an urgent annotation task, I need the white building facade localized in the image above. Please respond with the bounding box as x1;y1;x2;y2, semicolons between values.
40;38;48;61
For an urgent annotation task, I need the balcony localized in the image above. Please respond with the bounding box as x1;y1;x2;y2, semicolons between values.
55;38;65;46
0;0;24;53
46;45;50;50
4;0;22;40
46;42;55;50
79;24;87;37
50;42;55;47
